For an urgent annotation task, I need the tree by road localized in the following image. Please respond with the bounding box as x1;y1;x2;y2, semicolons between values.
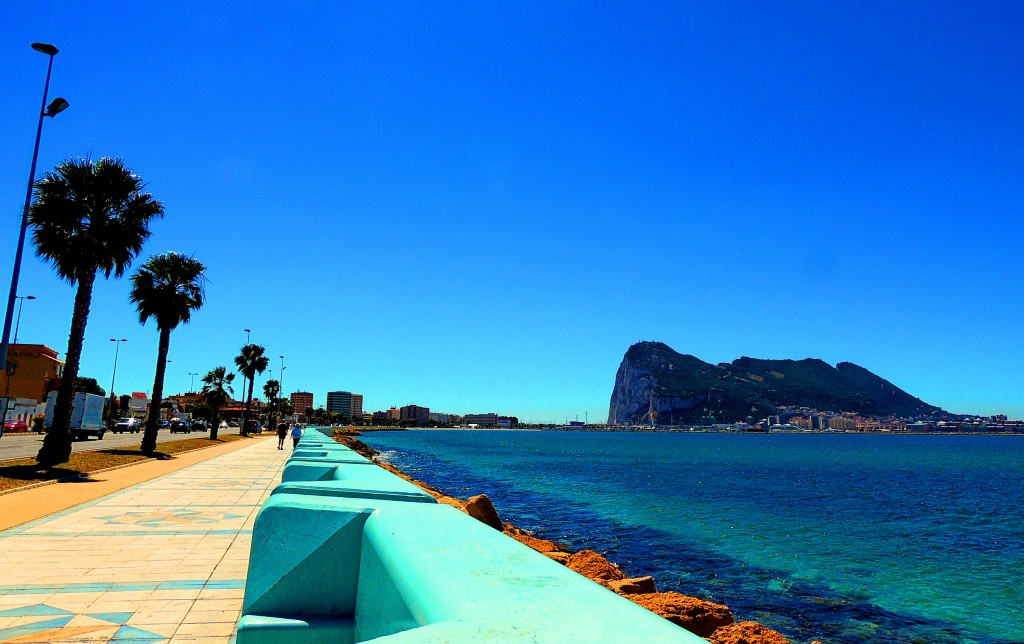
130;252;206;452
32;157;163;467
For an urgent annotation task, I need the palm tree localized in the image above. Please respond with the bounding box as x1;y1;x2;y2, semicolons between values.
30;157;163;466
201;366;235;440
234;344;268;436
130;252;206;452
263;379;281;430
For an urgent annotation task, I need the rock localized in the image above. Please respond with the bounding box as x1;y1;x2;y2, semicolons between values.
604;576;657;595
543;551;570;564
565;549;625;581
504;528;564;553
436;495;467;511
465;494;503;530
709;621;790;644
627;592;733;637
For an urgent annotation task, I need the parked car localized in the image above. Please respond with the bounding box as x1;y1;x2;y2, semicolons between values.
169;419;190;433
2;420;28;436
191;420;208;432
158;419;170;429
113;417;141;433
228;420;239;428
244;419;262;434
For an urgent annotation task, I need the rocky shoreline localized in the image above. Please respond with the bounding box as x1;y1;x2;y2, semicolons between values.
333;429;818;644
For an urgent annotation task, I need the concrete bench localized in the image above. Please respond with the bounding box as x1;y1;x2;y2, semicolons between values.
238;493;703;643
275;462;435;504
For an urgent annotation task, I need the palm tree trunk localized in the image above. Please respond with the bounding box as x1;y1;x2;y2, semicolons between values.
210;403;220;440
241;377;255;436
141;326;171;452
37;270;96;467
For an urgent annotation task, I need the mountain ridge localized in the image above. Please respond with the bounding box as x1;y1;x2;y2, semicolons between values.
608;341;945;425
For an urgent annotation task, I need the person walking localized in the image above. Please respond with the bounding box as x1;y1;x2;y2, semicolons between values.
276;422;288;450
291;424;303;449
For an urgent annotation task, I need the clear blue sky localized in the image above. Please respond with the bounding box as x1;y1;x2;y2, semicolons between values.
1;2;1022;423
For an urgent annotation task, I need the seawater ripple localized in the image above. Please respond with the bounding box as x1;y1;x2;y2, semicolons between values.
363;431;1024;644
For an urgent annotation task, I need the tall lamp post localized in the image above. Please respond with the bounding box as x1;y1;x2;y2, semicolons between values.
187;371;198;393
109;338;127;420
0;42;69;373
279;355;286;421
12;295;36;344
109;339;127;397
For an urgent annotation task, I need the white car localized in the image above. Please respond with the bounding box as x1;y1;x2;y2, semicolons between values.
113;417;141;433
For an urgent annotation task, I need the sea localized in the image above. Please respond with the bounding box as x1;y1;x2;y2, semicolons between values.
359;430;1024;644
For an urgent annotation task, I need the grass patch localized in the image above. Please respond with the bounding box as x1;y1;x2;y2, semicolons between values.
0;434;248;492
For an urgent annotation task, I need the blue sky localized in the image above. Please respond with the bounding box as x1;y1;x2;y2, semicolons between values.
1;2;1022;423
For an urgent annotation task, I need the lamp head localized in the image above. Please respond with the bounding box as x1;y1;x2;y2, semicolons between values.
45;97;69;117
31;43;59;56
26;296;36;300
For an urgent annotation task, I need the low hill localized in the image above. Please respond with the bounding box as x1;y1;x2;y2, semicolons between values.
607;342;944;425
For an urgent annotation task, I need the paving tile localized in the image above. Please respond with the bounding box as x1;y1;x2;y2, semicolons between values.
0;438;287;643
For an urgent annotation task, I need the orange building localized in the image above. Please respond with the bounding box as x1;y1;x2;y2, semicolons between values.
0;344;64;403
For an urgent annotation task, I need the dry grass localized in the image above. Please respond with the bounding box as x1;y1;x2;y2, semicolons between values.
0;434;248;492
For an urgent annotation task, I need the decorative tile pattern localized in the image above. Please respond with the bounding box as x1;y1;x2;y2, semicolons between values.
0;438;287;644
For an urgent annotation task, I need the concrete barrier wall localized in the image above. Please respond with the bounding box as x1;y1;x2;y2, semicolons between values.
237;428;704;643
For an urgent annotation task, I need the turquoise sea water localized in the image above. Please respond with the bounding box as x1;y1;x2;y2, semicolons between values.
360;430;1024;644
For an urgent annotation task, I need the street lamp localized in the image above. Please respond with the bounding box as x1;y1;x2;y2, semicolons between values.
279;355;286;413
188;371;198;393
12;295;36;344
109;339;127;398
0;42;69;372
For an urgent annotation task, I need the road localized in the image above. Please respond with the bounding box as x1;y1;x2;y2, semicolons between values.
0;428;229;463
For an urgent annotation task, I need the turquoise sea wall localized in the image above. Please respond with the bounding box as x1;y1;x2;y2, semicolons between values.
362;431;1024;644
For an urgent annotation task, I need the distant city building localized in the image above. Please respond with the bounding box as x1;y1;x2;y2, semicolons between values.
387;407;400;420
429;413;450;424
327;391;353;417
291;391;314;414
464;413;498;428
129;392;150;414
351;393;363;419
829;417;857;431
400;405;430;426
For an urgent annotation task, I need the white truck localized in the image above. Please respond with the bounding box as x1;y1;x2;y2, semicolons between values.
44;391;107;440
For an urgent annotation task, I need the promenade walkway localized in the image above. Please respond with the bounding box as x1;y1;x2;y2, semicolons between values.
0;435;288;643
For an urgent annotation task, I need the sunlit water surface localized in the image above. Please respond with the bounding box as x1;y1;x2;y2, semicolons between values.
361;430;1024;643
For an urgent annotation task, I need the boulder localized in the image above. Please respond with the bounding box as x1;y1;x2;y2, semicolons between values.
627;592;733;637
543;551;570;564
465;494;503;530
604;576;657;595
565;549;625;581
709;621;790;644
436;495;467;511
503;527;564;554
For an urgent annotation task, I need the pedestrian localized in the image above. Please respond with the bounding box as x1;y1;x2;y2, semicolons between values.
291;424;303;449
276;422;288;450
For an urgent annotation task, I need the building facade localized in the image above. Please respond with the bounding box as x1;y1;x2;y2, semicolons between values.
351;393;363;419
327;391;353;418
400;404;430;427
464;413;498;427
291;391;314;415
0;344;63;404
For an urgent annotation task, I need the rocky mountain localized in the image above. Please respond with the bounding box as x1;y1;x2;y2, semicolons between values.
607;341;944;425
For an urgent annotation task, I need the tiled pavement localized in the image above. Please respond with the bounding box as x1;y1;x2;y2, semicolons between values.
0;437;289;643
